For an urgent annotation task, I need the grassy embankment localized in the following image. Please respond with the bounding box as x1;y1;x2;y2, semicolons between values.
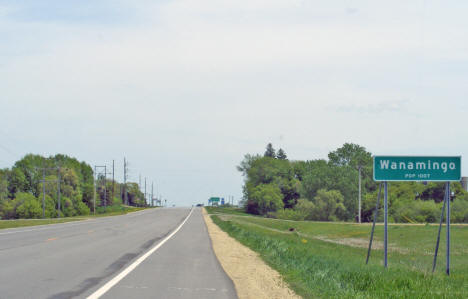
205;206;249;216
207;207;468;298
0;205;149;230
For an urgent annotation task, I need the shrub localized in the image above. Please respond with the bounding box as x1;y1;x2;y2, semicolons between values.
62;197;76;217
249;184;284;215
311;189;346;221
96;204;127;214
15;193;41;219
294;198;316;220
392;200;441;223
76;200;90;215
45;195;57;218
0;198;19;219
452;198;468;223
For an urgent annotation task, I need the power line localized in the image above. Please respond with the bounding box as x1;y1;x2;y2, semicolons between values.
0;128;24;159
0;144;16;157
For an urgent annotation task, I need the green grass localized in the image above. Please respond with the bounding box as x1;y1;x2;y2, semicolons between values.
0;205;149;230
94;205;148;217
205;206;249;216
211;213;468;298
0;218;83;229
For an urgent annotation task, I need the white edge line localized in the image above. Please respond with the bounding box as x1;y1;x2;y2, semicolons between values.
86;208;194;299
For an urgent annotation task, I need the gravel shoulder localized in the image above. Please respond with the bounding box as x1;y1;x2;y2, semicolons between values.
202;208;301;299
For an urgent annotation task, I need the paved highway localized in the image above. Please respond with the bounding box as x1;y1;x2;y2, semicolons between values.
0;207;237;299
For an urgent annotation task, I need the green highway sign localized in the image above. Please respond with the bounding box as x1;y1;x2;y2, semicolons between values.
209;197;220;202
373;156;461;181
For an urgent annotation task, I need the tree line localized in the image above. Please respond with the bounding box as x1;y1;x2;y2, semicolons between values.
238;143;468;223
0;154;148;219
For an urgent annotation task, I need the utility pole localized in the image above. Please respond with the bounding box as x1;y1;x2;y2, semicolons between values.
104;165;107;208
112;160;115;204
94;165;107;211
144;177;147;206
123;158;128;205
93;166;96;214
358;165;362;223
42;168;45;218
151;182;154;207
57;167;61;217
37;166;60;218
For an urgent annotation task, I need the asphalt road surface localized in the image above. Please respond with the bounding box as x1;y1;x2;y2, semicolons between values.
0;207;237;299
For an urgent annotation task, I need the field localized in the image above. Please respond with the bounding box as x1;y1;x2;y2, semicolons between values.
0;205;148;230
205;206;249;216
208;209;468;298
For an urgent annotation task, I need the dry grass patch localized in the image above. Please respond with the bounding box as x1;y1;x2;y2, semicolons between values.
203;208;300;299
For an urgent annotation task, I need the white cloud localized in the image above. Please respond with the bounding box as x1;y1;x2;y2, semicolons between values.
335;99;410;114
1;1;468;205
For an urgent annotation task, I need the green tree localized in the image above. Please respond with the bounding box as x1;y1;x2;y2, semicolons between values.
452;195;468;223
237;154;261;176
277;149;287;160
62;197;75;217
0;198;18;219
327;143;376;220
311;189;346;221
275;176;300;208
238;143;468;223
264;143;276;158
328;143;375;193
79;161;94;206
299;160;333;200
126;182;146;206
243;156;299;210
298;159;355;219
294;198;316;220
7;167;27;197
250;184;284;215
328;143;372;168
12;154;51;196
0;169;9;200
15;193;42;219
76;200;90;215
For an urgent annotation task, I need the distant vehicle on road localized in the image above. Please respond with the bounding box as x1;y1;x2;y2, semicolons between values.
196;203;204;207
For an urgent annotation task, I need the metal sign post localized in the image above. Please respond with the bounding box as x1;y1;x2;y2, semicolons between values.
432;183;447;273
446;182;451;275
366;182;382;264
370;156;460;274
384;181;388;268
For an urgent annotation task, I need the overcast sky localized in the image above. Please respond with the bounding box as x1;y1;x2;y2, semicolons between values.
1;1;468;206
